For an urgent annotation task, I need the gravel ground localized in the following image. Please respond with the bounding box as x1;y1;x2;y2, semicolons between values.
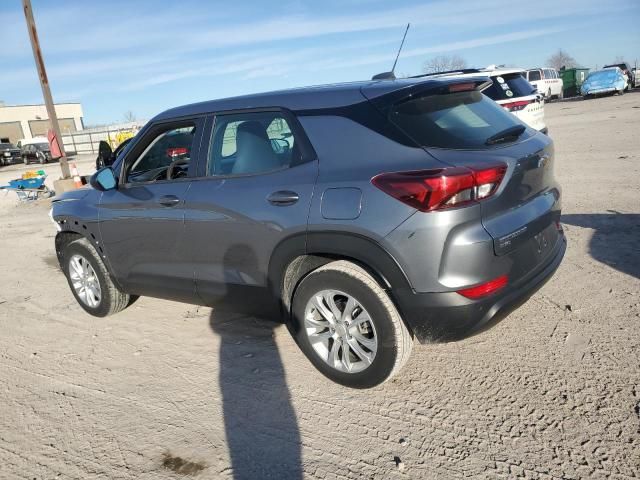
0;92;639;479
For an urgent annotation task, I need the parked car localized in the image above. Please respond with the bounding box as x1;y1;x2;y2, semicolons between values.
0;142;22;166
417;67;547;133
21;142;52;165
603;62;635;90
52;76;565;388
526;68;564;99
581;68;627;98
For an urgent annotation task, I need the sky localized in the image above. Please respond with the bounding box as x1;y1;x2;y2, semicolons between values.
1;0;639;125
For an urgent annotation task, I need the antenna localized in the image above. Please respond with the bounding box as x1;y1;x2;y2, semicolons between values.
371;23;410;81
391;23;410;75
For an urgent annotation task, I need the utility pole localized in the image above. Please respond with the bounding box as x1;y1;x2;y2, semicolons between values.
22;0;70;179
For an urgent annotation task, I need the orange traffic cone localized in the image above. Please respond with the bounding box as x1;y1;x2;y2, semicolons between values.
71;163;83;188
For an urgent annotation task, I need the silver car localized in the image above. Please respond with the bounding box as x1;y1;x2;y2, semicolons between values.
52;76;566;388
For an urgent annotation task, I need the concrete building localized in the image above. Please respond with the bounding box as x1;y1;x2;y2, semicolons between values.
0;102;84;144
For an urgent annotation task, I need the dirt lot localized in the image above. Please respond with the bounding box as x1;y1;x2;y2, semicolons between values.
1;93;639;480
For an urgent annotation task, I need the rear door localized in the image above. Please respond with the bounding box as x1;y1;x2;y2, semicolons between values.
184;109;318;311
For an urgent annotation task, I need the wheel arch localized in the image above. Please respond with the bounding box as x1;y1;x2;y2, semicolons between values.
54;219;123;290
268;231;413;323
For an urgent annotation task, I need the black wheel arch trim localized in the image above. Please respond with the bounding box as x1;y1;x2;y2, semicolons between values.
268;231;414;317
54;219;124;291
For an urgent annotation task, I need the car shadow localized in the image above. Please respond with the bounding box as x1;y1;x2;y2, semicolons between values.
562;212;640;279
207;243;303;479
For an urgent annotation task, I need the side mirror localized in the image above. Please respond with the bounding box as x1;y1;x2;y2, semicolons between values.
90;167;117;191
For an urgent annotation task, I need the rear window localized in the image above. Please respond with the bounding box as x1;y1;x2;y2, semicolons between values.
389;90;525;149
483;73;536;101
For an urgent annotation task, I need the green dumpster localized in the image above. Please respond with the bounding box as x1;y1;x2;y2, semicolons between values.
559;67;590;97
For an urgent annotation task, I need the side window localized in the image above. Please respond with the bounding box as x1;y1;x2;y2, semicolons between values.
208;111;300;176
126;124;196;184
528;70;541;81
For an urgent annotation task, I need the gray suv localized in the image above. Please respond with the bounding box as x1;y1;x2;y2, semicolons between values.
52;76;566;388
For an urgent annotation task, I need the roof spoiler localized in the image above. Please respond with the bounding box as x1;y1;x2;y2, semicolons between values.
365;77;493;110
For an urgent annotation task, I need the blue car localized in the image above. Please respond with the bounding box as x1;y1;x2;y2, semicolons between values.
581;68;627;98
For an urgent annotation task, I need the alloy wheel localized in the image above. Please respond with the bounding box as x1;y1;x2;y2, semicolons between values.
304;289;378;374
68;254;102;308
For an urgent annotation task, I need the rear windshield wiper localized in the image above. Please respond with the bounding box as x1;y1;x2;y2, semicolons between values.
485;125;526;146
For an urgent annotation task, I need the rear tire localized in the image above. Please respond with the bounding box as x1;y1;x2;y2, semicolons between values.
558;89;564;100
62;237;134;317
291;260;413;388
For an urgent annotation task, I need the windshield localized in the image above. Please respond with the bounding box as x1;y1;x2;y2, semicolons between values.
0;143;16;150
36;143;50;150
389;90;526;149
483;73;537;100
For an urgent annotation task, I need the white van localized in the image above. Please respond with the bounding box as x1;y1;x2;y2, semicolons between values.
526;68;564;99
16;136;49;149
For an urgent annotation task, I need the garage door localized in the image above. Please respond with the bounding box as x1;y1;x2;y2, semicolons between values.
29;118;77;137
0;122;25;144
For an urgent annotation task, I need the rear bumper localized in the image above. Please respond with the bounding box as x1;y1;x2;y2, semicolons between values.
394;233;566;344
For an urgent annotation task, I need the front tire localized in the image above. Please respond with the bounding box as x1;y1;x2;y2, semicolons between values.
291;260;413;388
23;156;28;165
62;237;134;317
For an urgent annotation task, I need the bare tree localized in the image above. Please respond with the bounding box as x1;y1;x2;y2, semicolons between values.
123;111;136;123
422;55;467;74
546;49;577;70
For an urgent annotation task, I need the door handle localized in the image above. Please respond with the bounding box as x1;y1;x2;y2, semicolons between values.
159;195;180;207
267;191;299;206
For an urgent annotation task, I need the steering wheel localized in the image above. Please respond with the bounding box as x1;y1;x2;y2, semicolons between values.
166;158;190;180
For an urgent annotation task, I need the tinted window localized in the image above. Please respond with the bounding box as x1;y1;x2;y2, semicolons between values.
209;112;299;176
0;143;15;150
389;90;524;149
528;70;541;81
483;73;536;101
127;125;196;183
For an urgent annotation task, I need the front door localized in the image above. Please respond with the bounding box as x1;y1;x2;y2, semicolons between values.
184;110;317;313
98;118;204;302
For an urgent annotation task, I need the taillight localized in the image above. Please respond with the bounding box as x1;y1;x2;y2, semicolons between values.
448;82;476;93
502;100;531;112
457;275;508;299
371;163;506;212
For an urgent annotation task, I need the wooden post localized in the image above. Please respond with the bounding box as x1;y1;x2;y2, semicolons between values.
22;0;71;179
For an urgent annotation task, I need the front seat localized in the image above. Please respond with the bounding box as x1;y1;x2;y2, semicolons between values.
232;121;281;175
